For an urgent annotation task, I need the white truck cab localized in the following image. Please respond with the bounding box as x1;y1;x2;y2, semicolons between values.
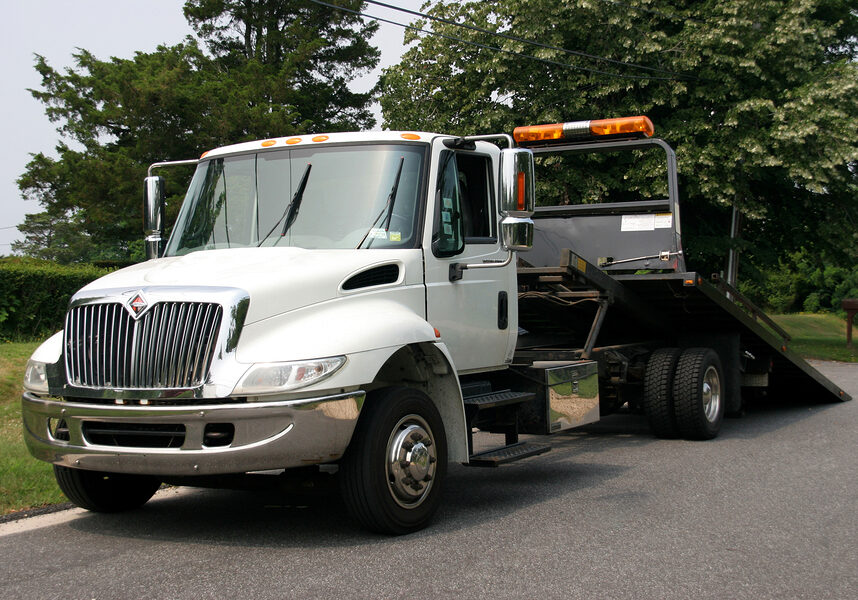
22;129;536;534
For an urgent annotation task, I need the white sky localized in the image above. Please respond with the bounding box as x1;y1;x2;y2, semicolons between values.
0;0;423;253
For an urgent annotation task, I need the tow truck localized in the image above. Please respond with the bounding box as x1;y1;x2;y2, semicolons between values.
22;116;851;534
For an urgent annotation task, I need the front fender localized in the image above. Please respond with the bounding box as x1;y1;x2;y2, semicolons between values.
236;287;438;385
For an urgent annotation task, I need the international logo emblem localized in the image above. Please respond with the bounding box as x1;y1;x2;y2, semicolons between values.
126;291;150;319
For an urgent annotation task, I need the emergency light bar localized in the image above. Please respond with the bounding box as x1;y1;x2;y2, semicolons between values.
513;116;654;145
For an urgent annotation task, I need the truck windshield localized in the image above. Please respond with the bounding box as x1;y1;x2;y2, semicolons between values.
164;144;425;256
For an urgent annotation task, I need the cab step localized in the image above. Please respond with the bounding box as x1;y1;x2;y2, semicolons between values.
466;442;551;468
463;390;535;410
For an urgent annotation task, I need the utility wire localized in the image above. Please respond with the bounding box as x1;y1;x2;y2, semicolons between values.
310;0;691;81
364;0;696;79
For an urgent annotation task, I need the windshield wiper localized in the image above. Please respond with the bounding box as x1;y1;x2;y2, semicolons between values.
356;156;405;249
257;163;312;247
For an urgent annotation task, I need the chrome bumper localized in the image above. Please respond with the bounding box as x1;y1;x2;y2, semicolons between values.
22;391;364;476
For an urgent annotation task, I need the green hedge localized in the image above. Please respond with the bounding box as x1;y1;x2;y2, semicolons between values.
0;258;109;341
738;249;858;314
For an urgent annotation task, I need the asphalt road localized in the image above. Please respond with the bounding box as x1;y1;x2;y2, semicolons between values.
2;362;855;600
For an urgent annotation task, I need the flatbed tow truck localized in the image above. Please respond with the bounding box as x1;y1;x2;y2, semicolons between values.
22;116;850;534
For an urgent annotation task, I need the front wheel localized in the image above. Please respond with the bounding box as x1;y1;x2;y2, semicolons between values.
54;466;161;512
339;386;447;535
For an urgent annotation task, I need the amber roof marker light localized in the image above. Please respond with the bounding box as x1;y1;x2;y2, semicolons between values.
513;116;654;144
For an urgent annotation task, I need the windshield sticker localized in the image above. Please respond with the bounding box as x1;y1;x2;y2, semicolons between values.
389;231;401;241
369;228;388;240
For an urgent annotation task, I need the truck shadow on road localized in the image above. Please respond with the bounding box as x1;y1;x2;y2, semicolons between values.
62;394;848;546
64;458;631;548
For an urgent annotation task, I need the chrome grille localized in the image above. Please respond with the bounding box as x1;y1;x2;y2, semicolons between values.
65;301;222;389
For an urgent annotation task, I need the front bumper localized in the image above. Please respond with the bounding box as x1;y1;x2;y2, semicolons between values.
22;391;364;476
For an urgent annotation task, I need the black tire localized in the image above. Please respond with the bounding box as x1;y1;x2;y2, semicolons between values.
672;348;725;440
339;386;447;535
642;348;682;438
53;466;160;512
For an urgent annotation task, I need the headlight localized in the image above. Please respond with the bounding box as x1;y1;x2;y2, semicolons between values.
233;356;346;396
24;360;49;394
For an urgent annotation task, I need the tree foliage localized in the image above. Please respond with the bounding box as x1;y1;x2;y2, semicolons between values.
16;0;379;263
381;0;858;276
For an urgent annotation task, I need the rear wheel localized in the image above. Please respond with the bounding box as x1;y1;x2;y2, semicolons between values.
672;348;724;440
642;348;682;438
53;465;160;512
339;386;447;535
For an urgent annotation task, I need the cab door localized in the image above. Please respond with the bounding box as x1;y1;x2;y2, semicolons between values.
423;142;517;373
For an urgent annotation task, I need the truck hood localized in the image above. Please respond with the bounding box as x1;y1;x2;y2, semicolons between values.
78;247;422;324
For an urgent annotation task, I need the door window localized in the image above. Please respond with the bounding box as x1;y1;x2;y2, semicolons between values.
433;151;495;257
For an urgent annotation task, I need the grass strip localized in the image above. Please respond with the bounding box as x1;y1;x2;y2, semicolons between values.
0;342;66;515
771;313;858;363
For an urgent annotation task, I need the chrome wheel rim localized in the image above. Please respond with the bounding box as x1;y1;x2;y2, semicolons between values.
702;365;721;423
386;415;437;509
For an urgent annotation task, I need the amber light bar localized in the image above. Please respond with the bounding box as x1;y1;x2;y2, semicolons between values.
513;116;654;144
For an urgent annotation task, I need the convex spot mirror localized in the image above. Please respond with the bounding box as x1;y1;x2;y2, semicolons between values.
501;217;534;252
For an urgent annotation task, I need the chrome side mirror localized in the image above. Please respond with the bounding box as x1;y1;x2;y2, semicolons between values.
143;176;166;260
499;148;535;252
499;148;535;216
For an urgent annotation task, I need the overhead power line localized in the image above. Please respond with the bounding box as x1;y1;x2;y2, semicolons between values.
364;0;695;79
310;0;696;81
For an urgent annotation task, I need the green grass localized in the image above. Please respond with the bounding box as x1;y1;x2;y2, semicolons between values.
0;341;66;515
771;313;858;363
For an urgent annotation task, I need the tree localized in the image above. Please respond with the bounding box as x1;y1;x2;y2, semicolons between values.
183;0;379;133
381;0;858;277
17;0;379;263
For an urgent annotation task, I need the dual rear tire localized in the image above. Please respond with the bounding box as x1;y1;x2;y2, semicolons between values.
643;347;724;440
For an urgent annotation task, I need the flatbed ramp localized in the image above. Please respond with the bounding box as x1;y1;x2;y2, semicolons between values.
518;250;851;405
517;132;850;406
615;271;852;403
